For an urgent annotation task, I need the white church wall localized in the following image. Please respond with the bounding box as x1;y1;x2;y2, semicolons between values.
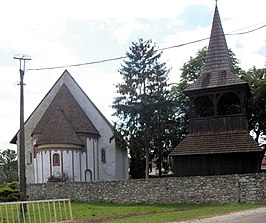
93;139;99;181
36;153;42;183
80;152;87;182
98;140;116;181
73;151;81;182
87;138;94;180
63;150;73;181
115;145;129;179
33;158;37;183
42;151;50;182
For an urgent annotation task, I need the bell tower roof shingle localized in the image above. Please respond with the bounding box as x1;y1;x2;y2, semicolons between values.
184;5;246;93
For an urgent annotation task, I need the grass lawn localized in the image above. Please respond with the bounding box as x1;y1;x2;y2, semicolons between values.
72;202;266;223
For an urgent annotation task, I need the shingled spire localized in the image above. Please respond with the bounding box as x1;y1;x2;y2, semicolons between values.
185;4;246;92
203;4;233;73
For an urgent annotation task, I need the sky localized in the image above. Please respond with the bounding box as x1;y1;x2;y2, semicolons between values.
0;0;265;151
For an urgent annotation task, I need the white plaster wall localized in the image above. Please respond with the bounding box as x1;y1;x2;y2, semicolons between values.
73;151;80;182
98;139;117;181
63;150;73;181
26;163;34;183
42;151;50;182
36;153;42;183
87;138;94;180
115;145;129;179
33;158;37;183
93;139;99;181
80;152;87;182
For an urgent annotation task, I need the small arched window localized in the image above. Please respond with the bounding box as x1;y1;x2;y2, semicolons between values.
194;96;214;117
53;153;60;166
218;93;241;115
101;149;106;162
26;151;32;164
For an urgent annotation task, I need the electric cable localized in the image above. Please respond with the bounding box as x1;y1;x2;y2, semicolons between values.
27;24;266;72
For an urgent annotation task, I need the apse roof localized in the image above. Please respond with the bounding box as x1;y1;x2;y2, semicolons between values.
36;107;84;146
32;84;100;144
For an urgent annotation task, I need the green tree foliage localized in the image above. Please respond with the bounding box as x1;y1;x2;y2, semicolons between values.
241;67;266;142
113;39;177;178
0;182;19;202
170;47;243;138
0;149;18;182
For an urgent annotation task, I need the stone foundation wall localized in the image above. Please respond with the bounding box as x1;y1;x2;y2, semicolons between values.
27;173;266;204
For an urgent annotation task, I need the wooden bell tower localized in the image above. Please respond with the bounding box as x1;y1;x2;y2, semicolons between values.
170;4;263;176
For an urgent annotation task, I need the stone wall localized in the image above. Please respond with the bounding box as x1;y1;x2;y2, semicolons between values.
27;173;266;204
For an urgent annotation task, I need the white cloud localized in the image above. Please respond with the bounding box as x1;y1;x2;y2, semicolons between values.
112;19;150;44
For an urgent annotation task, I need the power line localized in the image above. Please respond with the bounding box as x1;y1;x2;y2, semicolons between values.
27;56;126;71
27;24;266;72
159;25;266;51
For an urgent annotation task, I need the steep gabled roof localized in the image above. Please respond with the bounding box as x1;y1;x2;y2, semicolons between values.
184;5;246;93
10;70;109;144
32;84;100;138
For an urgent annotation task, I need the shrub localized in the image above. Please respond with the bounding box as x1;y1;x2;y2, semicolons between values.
47;172;69;182
0;182;19;202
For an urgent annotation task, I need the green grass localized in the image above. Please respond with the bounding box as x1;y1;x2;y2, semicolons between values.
72;202;266;223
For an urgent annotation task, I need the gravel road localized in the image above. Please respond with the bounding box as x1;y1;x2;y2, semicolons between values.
171;207;266;223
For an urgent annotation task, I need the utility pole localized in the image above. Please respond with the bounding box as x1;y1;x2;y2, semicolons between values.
14;54;31;201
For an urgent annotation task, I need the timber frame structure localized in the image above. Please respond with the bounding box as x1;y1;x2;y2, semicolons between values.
170;4;263;177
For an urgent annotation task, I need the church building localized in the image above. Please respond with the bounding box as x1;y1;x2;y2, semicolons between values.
11;70;128;183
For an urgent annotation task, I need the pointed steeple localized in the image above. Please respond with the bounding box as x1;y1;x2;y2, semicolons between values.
202;4;233;73
184;4;246;92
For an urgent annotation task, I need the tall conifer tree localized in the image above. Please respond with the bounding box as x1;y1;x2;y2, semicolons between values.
113;39;174;178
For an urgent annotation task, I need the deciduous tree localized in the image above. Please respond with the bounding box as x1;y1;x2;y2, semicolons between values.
0;149;18;182
241;67;266;142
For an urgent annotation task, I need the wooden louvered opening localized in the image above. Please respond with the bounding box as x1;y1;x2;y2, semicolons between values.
194;96;214;118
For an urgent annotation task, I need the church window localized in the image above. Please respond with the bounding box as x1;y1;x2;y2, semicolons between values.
218;93;241;115
53;153;60;166
194;96;214;117
26;151;32;164
101;149;106;162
